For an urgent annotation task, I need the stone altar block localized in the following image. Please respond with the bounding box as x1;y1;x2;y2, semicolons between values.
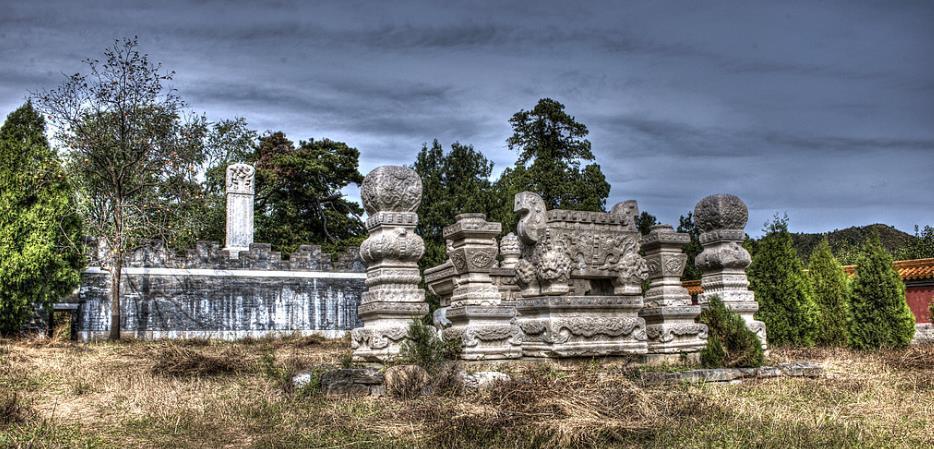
511;192;649;357
351;166;429;362
640;224;707;355
694;194;767;348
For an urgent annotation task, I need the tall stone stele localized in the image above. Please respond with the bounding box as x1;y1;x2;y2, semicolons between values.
640;224;707;356
351;166;428;362
224;163;256;259
694;194;767;347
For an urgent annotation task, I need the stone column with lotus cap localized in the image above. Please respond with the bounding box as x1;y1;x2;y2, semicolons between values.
351;166;429;362
694;194;767;348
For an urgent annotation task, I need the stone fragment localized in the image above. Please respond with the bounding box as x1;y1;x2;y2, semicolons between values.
459;371;511;391
439;214;522;360
777;362;823;378
318;368;385;396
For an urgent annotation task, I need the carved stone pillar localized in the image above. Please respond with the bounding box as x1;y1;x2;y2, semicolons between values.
640;224;707;356
224;163;255;259
351;166;428;362
442;214;522;360
694;194;767;348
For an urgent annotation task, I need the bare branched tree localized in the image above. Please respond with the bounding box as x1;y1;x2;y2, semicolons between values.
34;38;208;340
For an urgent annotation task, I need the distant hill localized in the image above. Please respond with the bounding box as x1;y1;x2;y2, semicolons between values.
790;224;914;264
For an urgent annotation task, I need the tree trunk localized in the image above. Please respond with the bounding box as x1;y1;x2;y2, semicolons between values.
109;260;122;340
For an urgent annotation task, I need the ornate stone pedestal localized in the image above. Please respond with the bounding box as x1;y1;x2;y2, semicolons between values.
694;194;767;348
640;225;707;355
351;166;429;362
510;192;648;358
437;214;521;360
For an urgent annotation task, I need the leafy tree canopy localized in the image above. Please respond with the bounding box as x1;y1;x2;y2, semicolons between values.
0;102;83;334
413;140;496;269
251;132;365;254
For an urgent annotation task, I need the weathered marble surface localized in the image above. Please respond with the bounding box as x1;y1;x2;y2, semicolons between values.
694;194;767;348
351;166;429;362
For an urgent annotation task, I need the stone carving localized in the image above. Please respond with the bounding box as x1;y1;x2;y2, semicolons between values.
694;194;748;233
640;224;707;355
512;192;646;298
360;166;422;215
614;251;649;295
429;214;522;360
225;163;255;194
351;166;428;362
694;194;767;348
499;233;521;268
224;163;256;259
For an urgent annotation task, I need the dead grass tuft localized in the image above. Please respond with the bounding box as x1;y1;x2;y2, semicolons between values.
150;344;243;378
0;390;31;424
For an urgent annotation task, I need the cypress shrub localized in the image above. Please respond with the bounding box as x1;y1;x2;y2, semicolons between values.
0;102;83;335
699;296;764;368
848;235;916;349
807;238;851;346
748;216;820;346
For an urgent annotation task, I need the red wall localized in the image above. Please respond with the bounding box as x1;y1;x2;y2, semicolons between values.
906;284;934;323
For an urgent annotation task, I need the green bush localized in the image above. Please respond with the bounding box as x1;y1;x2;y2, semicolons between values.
807;238;851;346
699;296;764;368
748;216;820;346
848;235;916;349
0;102;83;335
398;319;461;374
929;301;934;324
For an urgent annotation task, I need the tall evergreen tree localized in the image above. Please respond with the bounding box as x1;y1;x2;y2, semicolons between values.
748;215;820;346
0;102;83;335
677;212;703;280
491;98;610;232
807;238;850;346
848;234;916;349
413;140;496;269
635;211;658;236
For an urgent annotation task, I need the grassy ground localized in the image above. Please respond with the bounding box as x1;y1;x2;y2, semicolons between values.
1;336;931;449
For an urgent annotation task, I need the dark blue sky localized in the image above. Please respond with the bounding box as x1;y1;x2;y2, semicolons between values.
2;0;932;236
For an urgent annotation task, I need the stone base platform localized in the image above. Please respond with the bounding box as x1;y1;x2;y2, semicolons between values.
515;295;648;358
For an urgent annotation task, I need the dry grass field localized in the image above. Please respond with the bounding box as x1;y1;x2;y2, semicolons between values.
1;335;932;449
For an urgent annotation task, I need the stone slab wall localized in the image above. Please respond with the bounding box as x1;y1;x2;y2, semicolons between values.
75;241;365;341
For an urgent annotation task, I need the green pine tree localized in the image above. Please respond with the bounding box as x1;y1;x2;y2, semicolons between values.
748;215;820;346
807;238;851;346
491;99;610;233
0;102;84;335
848;234;916;349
